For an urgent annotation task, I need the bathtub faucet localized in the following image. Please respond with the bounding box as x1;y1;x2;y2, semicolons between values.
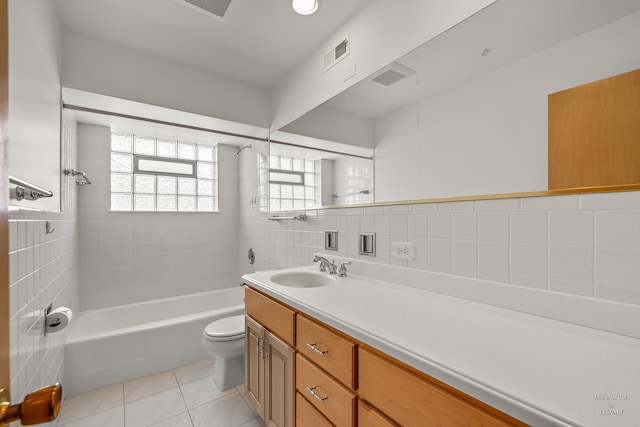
313;256;337;274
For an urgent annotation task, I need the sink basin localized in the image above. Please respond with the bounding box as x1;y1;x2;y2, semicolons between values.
270;271;335;288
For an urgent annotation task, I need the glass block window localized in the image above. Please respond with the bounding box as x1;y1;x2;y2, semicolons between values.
269;154;318;211
111;133;218;212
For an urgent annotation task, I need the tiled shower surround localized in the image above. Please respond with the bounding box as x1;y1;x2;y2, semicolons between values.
240;148;640;309
76;124;240;310
7;118;79;414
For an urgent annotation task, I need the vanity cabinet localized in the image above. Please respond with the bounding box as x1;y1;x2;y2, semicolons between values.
296;392;334;427
296;314;357;426
296;353;356;426
358;348;524;427
245;288;295;427
296;314;356;389
244;286;525;427
358;401;398;427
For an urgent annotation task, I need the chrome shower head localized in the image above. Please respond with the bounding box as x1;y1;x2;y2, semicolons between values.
232;144;253;158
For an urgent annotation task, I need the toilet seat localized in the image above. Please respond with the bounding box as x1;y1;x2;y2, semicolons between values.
203;315;245;342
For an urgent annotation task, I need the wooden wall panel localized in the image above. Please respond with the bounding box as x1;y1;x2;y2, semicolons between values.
549;68;640;190
1;0;11;395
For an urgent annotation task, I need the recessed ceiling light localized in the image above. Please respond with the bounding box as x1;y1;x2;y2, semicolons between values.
292;0;319;16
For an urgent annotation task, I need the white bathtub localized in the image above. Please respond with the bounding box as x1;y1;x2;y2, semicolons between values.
64;287;244;396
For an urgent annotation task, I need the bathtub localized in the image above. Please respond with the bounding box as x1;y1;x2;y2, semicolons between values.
64;287;244;396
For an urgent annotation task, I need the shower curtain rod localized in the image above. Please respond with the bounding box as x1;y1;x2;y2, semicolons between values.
269;140;372;160
63;103;373;160
62;103;268;142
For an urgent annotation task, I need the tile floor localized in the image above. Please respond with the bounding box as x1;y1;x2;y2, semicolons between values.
56;359;266;427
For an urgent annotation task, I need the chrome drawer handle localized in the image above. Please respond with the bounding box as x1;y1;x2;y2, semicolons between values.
307;342;328;356
306;386;328;403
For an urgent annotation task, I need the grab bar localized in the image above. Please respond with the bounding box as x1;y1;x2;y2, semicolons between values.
64;169;92;185
268;214;308;222
9;175;54;201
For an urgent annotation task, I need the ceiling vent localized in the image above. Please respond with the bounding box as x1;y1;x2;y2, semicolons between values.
323;35;350;72
370;63;416;87
182;0;234;19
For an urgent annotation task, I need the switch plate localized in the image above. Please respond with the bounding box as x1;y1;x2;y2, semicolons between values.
391;242;415;260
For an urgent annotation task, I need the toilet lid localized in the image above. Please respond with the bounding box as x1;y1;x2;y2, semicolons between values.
204;315;245;341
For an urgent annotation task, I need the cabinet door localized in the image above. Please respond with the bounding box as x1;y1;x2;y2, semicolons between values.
245;315;265;419
264;331;295;427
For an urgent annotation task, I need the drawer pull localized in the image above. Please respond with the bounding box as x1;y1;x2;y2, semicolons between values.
306;386;328;403
307;342;328;356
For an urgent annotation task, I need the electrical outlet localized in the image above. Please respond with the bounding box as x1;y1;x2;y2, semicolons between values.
391;241;415;260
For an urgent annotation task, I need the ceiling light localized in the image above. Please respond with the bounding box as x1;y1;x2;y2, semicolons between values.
292;0;318;15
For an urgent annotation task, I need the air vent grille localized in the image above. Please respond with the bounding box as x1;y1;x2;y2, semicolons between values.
370;63;416;87
372;69;407;87
323;36;350;72
183;0;233;18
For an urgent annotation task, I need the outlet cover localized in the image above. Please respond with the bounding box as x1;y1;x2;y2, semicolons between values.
391;241;415;260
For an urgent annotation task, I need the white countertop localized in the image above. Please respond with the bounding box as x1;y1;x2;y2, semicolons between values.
242;264;640;427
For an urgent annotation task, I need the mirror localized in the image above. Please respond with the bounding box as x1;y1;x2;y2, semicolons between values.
267;131;373;211
276;0;640;206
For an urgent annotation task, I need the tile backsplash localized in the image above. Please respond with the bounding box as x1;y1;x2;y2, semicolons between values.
240;183;640;309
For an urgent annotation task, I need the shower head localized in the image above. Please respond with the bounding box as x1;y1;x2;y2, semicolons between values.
232;144;253;158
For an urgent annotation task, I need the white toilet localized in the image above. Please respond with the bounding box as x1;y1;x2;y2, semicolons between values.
201;314;246;390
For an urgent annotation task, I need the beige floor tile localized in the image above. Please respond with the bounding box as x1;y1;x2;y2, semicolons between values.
124;387;187;426
57;406;124;427
179;376;235;410
149;411;194;427
58;383;124;425
124;369;178;403
173;359;216;385
189;392;255;427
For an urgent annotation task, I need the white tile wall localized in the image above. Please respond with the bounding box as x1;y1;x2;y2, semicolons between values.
8;118;79;415
238;173;640;322
76;124;240;310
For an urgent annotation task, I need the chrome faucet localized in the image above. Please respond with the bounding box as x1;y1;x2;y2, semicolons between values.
313;256;337;274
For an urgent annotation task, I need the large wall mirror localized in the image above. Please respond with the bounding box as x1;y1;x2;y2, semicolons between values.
268;131;373;211
275;0;640;207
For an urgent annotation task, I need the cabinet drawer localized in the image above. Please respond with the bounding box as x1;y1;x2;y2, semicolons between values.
358;401;398;427
296;315;356;389
359;348;523;427
296;354;356;427
296;392;334;427
245;287;295;346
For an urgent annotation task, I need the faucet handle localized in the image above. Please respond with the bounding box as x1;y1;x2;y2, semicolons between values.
338;261;352;277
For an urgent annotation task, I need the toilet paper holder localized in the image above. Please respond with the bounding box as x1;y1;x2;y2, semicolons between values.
44;304;73;336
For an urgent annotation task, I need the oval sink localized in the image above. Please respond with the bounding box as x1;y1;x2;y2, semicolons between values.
270;271;335;288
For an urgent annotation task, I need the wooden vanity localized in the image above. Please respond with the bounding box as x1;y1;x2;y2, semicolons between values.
244;286;526;427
